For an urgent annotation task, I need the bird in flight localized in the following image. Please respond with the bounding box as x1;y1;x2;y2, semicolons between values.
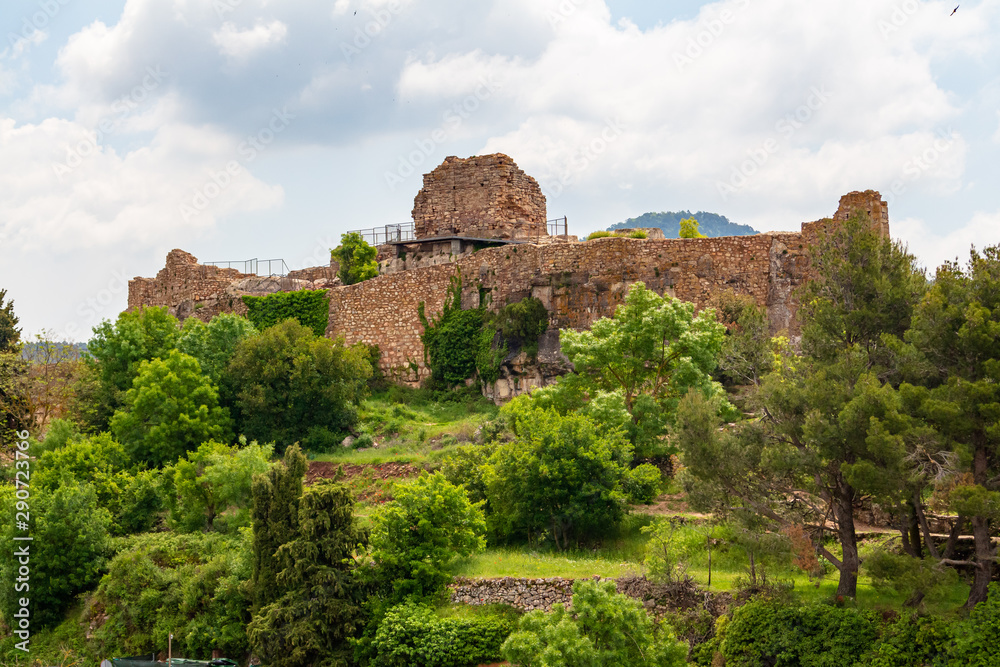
951;5;959;15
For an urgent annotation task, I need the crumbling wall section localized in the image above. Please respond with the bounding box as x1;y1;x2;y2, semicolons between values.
412;154;547;240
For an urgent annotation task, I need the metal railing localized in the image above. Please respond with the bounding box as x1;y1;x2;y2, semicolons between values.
205;258;289;277
345;222;416;246
547;216;568;236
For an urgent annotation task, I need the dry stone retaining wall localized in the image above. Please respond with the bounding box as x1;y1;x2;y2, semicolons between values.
449;576;724;617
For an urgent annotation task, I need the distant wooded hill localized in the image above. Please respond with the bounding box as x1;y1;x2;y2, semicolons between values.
608;211;758;238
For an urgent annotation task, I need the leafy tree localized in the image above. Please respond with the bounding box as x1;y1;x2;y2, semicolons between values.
484;399;631;549
177;313;258;384
33;432;163;535
110;350;232;466
679;217;706;238
370;472;486;600
76;306;180;430
677;214;927;599
248;481;366;667
225;319;371;450
555;281;732;458
0;481;111;628
900;244;1000;608
713;290;774;386
165;439;274;533
332;232;379;285
92;531;252;659
24;331;82;431
501;579;687;667
250;444;308;614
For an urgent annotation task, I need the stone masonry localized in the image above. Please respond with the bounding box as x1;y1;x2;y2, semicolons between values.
127;154;890;399
412;154;548;240
448;576;728;618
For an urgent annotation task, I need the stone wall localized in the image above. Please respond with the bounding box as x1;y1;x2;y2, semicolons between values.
449;576;726;617
128;250;335;323
412;154;547;240
128;188;890;397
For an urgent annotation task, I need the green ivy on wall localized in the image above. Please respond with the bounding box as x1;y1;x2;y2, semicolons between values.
419;271;550;387
242;290;330;337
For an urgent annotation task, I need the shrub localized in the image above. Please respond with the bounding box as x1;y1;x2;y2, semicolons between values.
371;603;514;667
720;599;879;667
623;463;663;504
586;231;612;240
950;583;1000;666
502;579;687;667
242;289;330;337
629;229;648;239
370;472;486;600
484;400;631;548
858;613;954;667
91;531;251;659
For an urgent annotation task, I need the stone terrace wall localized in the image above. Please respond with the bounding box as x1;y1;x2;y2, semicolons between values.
412;154;547;240
449;576;725;617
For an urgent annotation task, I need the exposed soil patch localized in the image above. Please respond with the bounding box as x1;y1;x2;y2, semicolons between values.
306;460;423;485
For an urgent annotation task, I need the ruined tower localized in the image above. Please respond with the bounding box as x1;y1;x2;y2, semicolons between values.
411;154;547;240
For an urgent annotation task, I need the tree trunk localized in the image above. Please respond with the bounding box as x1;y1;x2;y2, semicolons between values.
966;445;994;609
907;498;923;558
833;475;859;599
966;515;993;609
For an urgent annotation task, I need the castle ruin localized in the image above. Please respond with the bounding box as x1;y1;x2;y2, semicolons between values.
128;153;890;401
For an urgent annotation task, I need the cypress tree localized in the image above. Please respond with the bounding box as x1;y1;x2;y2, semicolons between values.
249;443;307;614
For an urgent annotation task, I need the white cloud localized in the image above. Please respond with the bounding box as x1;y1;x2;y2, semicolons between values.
0;116;283;253
212;20;289;62
894;210;1000;273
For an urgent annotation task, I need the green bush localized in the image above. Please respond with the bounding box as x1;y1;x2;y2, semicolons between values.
502;579;687;667
720;599;879;667
586;231;612;240
623;463;663;504
629;229;648;239
950;583;1000;666
92;531;251;659
371;603;514;667
0;481;112;629
370;472;486;600
858;613;954;667
242;289;330;337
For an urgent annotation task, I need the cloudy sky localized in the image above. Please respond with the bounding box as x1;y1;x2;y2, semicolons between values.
1;0;998;341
